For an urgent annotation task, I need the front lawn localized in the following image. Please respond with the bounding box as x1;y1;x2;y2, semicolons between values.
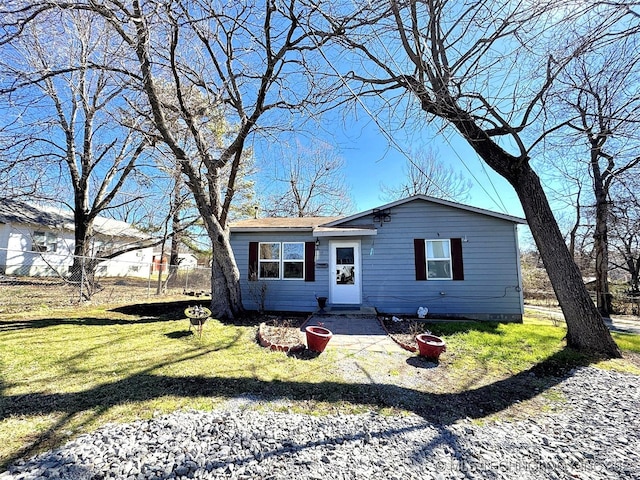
1;301;638;470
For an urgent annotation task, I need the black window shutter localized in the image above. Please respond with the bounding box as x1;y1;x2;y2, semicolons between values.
451;238;464;281
248;242;258;280
304;241;315;282
414;239;427;281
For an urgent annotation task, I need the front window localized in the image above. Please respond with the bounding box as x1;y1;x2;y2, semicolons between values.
282;242;304;279
32;231;58;253
426;239;451;279
258;242;305;280
259;242;281;279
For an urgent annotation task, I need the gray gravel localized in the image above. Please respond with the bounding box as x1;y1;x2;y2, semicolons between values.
1;366;638;480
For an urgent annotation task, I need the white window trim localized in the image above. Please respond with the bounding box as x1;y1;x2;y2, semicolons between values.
257;241;305;280
258;242;281;280
425;239;452;280
282;242;305;280
32;231;58;253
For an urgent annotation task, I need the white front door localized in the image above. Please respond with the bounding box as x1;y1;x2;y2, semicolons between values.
330;240;361;305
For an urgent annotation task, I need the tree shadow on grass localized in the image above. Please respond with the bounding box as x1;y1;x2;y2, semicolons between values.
0;300;213;332
0;316;174;332
165;330;194;339
1;347;596;469
110;300;201;318
0;305;308;333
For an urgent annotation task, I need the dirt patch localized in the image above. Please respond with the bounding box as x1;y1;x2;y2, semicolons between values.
257;316;307;353
0;277;190;315
259;321;304;345
623;351;640;368
381;316;430;350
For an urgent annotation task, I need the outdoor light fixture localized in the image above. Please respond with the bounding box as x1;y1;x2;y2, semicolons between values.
372;208;391;226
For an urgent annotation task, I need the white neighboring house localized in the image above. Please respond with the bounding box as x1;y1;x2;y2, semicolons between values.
0;198;154;278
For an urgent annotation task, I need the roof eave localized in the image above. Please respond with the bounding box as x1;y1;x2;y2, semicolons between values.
230;226;316;233
323;194;527;226
313;227;378;237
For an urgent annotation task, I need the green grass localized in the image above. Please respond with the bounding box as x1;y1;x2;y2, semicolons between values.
1;301;638;469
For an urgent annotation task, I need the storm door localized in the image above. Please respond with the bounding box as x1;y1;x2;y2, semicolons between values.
329;240;361;305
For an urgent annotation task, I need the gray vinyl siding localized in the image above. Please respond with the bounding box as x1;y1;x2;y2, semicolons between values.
231;198;524;320
231;232;323;312
346;200;523;319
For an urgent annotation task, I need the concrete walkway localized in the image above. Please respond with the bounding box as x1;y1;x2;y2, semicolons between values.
301;309;405;353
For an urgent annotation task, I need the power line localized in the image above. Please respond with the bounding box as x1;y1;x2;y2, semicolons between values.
439;128;510;213
302;30;457;201
301;12;510;212
363;21;510;213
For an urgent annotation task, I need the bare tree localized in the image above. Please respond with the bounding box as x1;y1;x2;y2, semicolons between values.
315;0;636;356
260;140;354;217
0;11;154;292
0;1;342;318
380;148;472;202
610;187;640;296
546;41;640;315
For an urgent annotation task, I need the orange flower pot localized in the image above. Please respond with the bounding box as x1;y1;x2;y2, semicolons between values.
305;326;333;353
415;334;446;360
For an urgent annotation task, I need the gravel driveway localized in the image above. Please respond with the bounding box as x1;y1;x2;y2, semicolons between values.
1;366;638;480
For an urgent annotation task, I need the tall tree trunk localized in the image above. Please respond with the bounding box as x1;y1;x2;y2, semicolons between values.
591;146;613;315
594;202;612;315
513;166;620;356
71;207;92;291
625;247;640;295
209;229;243;319
165;177;182;289
166;207;181;286
568;184;582;260
445;113;621;357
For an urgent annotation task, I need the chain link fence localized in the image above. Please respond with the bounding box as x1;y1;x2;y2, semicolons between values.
524;289;640;316
0;248;211;314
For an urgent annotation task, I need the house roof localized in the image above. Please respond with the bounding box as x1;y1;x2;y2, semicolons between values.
230;216;343;232
0;198;150;240
323;195;527;227
0;198;71;229
230;195;526;234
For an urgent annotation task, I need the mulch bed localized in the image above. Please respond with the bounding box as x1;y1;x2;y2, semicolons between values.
256;314;309;353
380;316;430;351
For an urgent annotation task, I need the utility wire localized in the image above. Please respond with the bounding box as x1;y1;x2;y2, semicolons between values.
363;20;510;214
302;10;510;213
440;128;510;213
301;30;456;201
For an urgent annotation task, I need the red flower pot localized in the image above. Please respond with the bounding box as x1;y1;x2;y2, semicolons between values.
415;334;446;360
305;326;333;353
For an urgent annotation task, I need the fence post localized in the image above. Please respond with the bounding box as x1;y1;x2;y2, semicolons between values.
147;261;152;298
79;254;84;302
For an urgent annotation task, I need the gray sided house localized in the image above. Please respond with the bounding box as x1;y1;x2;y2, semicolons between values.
230;195;527;321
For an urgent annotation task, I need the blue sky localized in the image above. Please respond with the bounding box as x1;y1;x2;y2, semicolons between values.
290;110;536;249
325;115;525;219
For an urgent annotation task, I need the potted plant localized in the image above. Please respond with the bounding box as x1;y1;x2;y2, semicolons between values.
315;294;328;311
415;333;446;360
184;305;211;337
305;324;333;353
